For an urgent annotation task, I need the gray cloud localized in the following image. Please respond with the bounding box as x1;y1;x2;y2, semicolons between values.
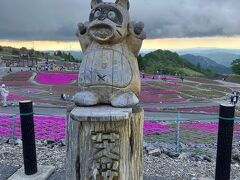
0;0;240;40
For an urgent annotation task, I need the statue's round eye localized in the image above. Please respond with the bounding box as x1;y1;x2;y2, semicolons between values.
94;10;101;18
108;11;116;20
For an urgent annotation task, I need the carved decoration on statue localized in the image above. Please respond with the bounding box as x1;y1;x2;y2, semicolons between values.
74;0;146;107
89;132;120;180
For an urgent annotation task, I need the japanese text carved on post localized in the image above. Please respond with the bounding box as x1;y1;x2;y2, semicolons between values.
74;0;146;107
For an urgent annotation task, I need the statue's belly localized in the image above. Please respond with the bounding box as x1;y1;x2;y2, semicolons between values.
79;49;132;88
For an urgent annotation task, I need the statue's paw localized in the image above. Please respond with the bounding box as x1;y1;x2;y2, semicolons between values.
111;92;139;107
128;21;146;40
134;22;144;35
137;31;146;40
76;22;87;37
74;91;99;106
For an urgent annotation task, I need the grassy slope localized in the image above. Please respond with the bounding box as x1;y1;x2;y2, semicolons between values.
179;68;204;77
225;75;240;83
140;49;216;77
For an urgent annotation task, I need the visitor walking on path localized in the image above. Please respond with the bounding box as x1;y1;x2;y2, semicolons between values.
230;91;239;105
1;84;9;107
180;76;184;82
61;93;66;101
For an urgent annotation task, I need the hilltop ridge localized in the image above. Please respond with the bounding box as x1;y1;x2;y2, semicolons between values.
138;49;216;77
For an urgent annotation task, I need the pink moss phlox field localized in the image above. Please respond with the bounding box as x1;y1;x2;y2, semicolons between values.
182;123;240;136
181;123;219;134
2;72;33;81
1;113;240;140
141;88;177;95
144;122;171;135
0;114;65;142
0;93;25;101
166;82;183;88
0;114;172;141
162;76;177;81
234;131;240;137
234;123;240;137
140;87;184;103
36;72;78;85
141;78;157;83
0;81;32;86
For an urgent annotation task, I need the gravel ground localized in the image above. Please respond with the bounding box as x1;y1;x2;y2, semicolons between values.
0;141;66;170
144;154;239;179
0;140;239;180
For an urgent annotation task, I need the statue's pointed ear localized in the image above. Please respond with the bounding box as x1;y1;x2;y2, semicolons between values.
116;0;130;10
91;0;103;9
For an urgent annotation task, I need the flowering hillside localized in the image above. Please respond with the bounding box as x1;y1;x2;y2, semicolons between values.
35;72;78;85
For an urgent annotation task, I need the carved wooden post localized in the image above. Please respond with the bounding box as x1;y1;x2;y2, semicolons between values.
67;0;146;179
66;105;144;180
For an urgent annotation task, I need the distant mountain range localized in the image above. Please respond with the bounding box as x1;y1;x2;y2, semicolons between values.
139;49;216;77
176;48;240;67
181;54;231;74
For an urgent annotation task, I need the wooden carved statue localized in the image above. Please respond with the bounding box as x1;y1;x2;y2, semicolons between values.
74;0;146;107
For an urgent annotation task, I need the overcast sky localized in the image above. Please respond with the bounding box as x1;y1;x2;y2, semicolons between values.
0;0;240;41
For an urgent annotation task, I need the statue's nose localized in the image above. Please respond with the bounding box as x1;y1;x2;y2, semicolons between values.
98;15;106;21
98;12;107;21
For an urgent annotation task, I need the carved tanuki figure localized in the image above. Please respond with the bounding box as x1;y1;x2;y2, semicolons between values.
74;0;146;107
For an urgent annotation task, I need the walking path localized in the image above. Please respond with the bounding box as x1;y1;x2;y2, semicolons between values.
0;68;8;79
0;105;66;116
215;80;240;88
0;105;219;121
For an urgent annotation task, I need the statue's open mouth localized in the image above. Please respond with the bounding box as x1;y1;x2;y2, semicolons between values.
89;24;114;42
